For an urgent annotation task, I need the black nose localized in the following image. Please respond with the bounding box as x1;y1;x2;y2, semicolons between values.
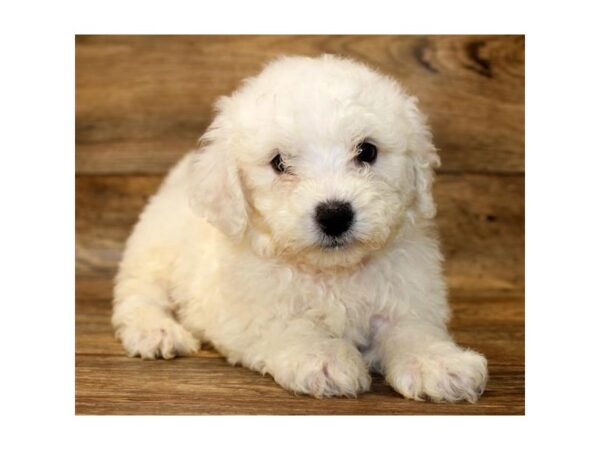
315;200;354;237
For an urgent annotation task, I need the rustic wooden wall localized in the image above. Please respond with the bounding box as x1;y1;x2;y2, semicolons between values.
75;35;524;414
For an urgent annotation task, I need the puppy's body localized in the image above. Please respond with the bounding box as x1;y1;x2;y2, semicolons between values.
112;55;487;402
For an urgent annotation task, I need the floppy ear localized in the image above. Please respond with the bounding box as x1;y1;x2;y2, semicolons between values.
188;105;248;241
405;97;441;219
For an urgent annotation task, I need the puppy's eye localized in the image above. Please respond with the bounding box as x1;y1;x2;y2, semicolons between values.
270;153;288;174
356;141;378;164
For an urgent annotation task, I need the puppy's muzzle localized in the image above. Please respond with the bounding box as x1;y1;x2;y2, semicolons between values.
315;200;354;238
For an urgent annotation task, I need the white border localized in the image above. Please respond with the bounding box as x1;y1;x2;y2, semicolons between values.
3;0;600;448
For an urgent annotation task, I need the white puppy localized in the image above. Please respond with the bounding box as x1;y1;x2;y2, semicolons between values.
112;55;488;402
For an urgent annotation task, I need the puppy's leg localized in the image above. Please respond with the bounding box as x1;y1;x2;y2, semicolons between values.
213;318;370;398
111;154;200;359
375;321;487;403
112;277;199;360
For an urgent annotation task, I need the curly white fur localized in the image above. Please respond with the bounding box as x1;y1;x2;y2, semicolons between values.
112;54;488;402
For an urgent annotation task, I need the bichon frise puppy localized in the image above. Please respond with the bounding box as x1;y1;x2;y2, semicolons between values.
112;54;488;402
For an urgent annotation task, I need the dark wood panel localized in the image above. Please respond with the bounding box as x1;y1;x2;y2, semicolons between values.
436;173;524;294
76;35;524;175
75;173;524;294
75;293;523;415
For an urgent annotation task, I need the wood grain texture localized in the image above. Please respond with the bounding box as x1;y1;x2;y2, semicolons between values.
75;291;523;415
76;35;524;175
76;173;524;294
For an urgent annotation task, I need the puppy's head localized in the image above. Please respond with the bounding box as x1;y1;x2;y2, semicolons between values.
189;55;439;269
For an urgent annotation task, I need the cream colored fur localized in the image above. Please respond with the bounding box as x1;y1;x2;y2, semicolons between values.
112;55;488;402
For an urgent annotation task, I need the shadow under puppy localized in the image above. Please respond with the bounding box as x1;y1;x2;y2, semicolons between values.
112;54;488;402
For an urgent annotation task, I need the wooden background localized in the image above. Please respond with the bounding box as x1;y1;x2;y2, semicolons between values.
75;35;525;415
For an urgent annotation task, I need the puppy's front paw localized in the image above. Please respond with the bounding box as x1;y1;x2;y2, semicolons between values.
271;339;371;398
116;319;200;360
386;342;488;403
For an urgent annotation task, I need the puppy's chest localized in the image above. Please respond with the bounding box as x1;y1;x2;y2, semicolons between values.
281;271;388;342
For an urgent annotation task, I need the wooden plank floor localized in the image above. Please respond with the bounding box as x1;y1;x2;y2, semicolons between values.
76;285;523;415
75;35;524;415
